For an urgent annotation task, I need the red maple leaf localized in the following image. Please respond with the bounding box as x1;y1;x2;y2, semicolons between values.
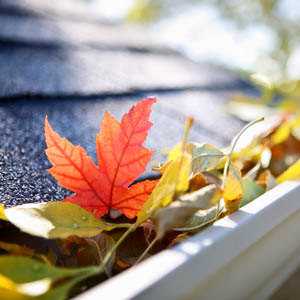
45;97;157;218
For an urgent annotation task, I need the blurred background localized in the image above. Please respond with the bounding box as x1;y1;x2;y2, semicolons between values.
97;0;300;82
88;0;300;94
47;0;300;117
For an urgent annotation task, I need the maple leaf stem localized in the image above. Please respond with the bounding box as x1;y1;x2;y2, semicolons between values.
101;223;137;268
215;117;265;220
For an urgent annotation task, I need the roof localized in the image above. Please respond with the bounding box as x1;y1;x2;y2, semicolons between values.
0;0;253;207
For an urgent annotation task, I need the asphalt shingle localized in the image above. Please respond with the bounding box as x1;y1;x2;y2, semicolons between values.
0;0;252;207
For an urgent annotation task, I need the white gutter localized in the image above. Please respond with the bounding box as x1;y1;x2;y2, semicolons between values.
75;180;300;300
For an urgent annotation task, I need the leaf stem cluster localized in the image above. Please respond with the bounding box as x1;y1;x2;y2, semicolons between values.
216;117;264;220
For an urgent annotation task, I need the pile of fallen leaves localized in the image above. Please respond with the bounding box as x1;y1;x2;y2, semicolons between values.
1;97;300;299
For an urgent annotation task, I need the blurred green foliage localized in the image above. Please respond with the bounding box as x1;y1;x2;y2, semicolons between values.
126;0;300;109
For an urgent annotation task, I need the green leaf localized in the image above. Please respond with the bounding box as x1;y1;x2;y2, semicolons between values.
277;158;300;183
0;204;7;221
190;143;225;176
37;283;73;300
240;178;265;207
136;153;192;225
152;184;222;237
0;256;76;284
37;270;96;300
0;256;99;299
4;202;130;239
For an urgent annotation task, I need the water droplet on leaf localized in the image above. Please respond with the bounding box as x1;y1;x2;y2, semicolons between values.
72;223;79;229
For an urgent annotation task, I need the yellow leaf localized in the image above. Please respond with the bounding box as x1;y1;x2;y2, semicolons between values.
223;164;243;202
222;117;264;215
0;289;31;300
0;274;17;291
167;142;182;161
291;113;300;128
0;204;7;221
277;158;300;183
0;275;52;299
0;275;29;300
0;275;50;299
0;289;22;300
271;122;291;145
136;153;191;225
175;153;191;193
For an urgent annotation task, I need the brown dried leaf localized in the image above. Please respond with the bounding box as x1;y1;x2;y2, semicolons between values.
167;233;189;249
189;173;207;192
85;233;116;277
